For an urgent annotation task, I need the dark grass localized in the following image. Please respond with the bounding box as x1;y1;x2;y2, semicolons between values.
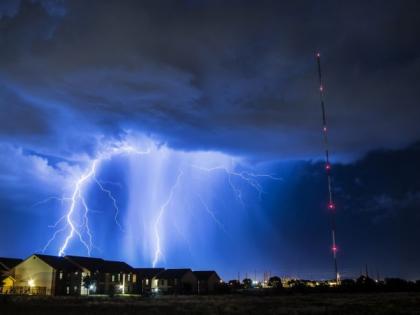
1;292;420;315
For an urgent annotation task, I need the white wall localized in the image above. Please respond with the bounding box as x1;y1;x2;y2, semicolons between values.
14;255;54;295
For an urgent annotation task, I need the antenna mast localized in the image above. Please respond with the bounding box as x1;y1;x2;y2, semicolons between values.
316;52;339;283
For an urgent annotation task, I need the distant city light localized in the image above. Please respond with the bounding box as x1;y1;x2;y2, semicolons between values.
28;279;35;287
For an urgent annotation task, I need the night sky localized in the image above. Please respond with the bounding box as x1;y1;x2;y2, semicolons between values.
1;0;419;281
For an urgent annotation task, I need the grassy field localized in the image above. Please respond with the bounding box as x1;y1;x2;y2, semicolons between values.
1;292;420;315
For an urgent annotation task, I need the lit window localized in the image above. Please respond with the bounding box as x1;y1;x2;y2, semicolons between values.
128;274;131;281
133;274;137;283
59;271;63;280
66;286;70;294
112;275;115;282
145;279;149;286
118;274;121;282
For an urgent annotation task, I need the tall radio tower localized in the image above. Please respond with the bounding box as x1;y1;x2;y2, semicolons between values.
316;52;339;283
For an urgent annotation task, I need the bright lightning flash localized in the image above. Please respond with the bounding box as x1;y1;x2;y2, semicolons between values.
42;144;151;257
39;140;281;266
152;170;183;267
192;164;282;202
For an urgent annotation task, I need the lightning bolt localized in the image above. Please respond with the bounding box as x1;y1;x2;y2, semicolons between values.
192;164;282;202
58;159;98;257
152;170;183;267
93;178;123;231
196;194;229;236
40;144;151;257
31;196;72;208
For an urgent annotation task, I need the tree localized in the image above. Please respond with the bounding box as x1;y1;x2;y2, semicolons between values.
108;284;116;297
0;273;6;285
356;275;376;291
227;280;241;291
384;278;409;291
82;275;93;295
340;279;356;289
242;278;252;289
268;276;282;289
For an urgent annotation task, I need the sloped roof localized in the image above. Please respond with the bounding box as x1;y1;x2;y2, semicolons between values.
65;256;105;272
102;260;134;273
155;268;193;279
0;257;23;271
193;271;220;281
134;268;165;278
34;254;81;271
65;255;134;273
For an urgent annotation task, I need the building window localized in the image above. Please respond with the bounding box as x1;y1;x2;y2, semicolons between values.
112;275;115;282
133;274;137;283
66;287;70;295
145;279;149;286
59;271;63;280
74;286;78;292
128;274;131;281
118;274;121;282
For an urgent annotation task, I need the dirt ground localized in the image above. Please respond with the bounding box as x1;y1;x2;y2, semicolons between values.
1;292;420;315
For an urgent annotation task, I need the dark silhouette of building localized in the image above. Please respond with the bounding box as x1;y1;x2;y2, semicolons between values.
134;268;164;294
65;255;136;294
154;269;197;294
193;271;221;294
0;257;23;274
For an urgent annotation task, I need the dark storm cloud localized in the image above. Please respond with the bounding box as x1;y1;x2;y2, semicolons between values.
0;86;49;135
1;0;419;159
261;142;420;279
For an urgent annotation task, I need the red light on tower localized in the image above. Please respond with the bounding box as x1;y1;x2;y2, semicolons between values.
320;85;324;92
332;246;338;253
316;52;321;58
325;163;331;171
328;202;335;210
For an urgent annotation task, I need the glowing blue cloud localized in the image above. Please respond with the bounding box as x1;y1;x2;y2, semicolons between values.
37;135;281;267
